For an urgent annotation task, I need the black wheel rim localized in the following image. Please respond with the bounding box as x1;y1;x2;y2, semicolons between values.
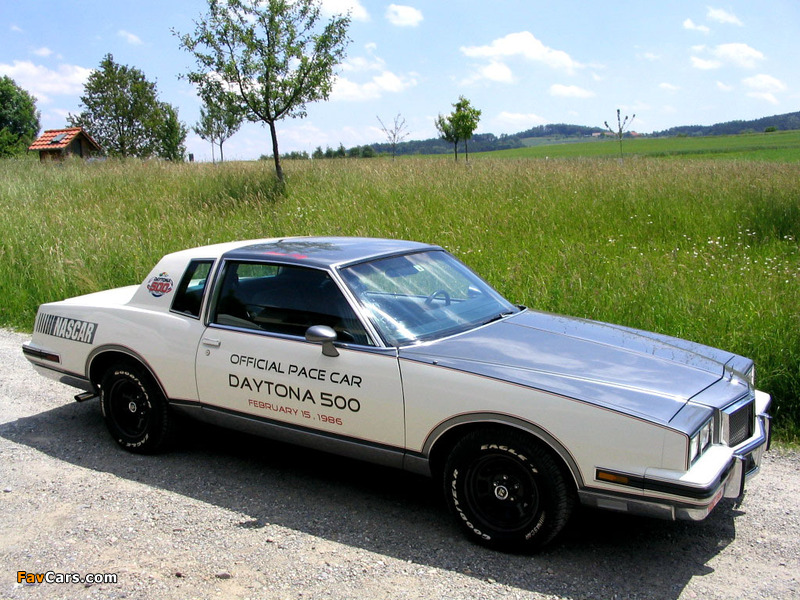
463;453;540;534
108;379;151;438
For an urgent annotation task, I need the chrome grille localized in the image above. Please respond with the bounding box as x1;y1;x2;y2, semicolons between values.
723;398;755;447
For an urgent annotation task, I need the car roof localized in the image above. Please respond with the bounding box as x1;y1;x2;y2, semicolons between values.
221;236;441;268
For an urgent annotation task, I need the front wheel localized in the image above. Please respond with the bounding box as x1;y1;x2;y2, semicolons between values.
443;428;574;552
100;362;171;454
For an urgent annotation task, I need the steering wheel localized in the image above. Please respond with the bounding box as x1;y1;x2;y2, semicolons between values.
425;289;451;307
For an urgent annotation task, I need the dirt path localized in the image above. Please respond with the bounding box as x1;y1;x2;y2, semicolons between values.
1;328;798;599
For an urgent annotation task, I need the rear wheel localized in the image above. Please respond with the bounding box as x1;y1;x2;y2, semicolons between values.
443;428;574;552
100;362;171;454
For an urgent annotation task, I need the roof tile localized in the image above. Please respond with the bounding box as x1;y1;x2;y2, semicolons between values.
28;127;101;152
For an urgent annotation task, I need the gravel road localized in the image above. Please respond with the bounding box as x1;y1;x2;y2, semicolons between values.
1;328;798;600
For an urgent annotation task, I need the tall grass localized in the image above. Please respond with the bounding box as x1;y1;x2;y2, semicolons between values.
1;156;798;440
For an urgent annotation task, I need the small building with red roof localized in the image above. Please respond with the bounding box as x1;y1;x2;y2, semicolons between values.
28;127;102;161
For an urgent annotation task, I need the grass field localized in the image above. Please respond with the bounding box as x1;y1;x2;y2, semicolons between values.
490;129;800;162
1;142;798;441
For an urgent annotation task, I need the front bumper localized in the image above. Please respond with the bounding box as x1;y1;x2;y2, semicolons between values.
580;396;772;521
719;404;772;498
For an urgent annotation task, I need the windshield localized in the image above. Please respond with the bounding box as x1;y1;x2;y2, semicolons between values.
339;250;518;346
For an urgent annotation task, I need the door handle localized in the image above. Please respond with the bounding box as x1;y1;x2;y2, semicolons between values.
202;337;221;348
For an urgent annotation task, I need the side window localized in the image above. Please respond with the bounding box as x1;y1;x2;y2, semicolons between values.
212;261;372;345
171;260;213;318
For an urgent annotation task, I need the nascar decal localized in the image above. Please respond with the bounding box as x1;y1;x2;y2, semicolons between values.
146;272;174;297
35;313;98;344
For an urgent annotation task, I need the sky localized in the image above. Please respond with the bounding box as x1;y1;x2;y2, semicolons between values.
3;1;799;161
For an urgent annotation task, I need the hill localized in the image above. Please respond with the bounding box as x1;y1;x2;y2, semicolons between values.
651;111;800;137
356;111;800;158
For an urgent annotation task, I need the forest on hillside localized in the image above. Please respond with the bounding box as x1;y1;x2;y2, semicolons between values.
335;111;800;158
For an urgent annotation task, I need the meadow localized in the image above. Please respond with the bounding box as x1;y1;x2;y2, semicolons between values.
0;150;798;440
491;129;800;162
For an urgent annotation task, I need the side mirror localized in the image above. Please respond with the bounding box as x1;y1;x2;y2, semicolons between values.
305;325;339;357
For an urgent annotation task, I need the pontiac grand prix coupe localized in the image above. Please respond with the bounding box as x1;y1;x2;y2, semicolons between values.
23;237;771;551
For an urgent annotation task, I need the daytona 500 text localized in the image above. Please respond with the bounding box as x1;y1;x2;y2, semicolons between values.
228;374;361;412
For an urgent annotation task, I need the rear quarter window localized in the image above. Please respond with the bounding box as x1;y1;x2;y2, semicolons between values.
171;260;213;318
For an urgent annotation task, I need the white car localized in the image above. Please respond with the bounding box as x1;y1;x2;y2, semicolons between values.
23;237;772;551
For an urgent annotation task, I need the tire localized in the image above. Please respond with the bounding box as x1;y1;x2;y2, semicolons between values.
443;428;574;552
100;362;171;454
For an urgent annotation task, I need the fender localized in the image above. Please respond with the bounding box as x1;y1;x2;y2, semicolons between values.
418;412;585;488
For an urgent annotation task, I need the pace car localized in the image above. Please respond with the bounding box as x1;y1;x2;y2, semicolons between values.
23;237;771;551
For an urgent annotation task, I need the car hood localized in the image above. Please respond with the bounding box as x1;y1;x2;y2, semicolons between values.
399;309;740;425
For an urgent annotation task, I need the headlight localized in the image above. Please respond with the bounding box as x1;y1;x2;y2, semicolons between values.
689;420;713;465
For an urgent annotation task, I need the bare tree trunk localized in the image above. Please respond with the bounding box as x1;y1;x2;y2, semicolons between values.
268;120;284;183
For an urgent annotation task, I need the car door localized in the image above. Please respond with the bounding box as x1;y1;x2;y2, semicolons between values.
194;259;406;456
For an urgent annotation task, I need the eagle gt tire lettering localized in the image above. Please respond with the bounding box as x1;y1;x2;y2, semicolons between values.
444;428;574;552
100;362;171;454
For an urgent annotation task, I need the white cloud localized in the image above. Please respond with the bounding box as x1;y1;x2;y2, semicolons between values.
461;31;581;74
334;44;417;100
33;47;53;57
0;60;92;103
716;81;734;92
332;70;416;101
385;4;423;27
659;82;680;92
11;25;23;33
683;19;710;34
691;43;763;70
643;52;661;61
712;43;763;68
460;60;515;86
494;111;547;131
707;7;743;26
746;92;780;105
743;73;787;104
341;55;386;72
478;61;514;83
691;56;721;70
320;0;369;22
549;84;594;98
372;70;409;93
118;30;143;45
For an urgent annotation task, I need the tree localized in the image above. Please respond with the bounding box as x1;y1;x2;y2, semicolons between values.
0;76;40;157
177;0;351;184
377;113;409;159
604;109;635;161
435;96;481;162
69;54;187;159
157;103;188;161
194;105;219;163
435;113;460;161
451;96;481;162
193;90;243;162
